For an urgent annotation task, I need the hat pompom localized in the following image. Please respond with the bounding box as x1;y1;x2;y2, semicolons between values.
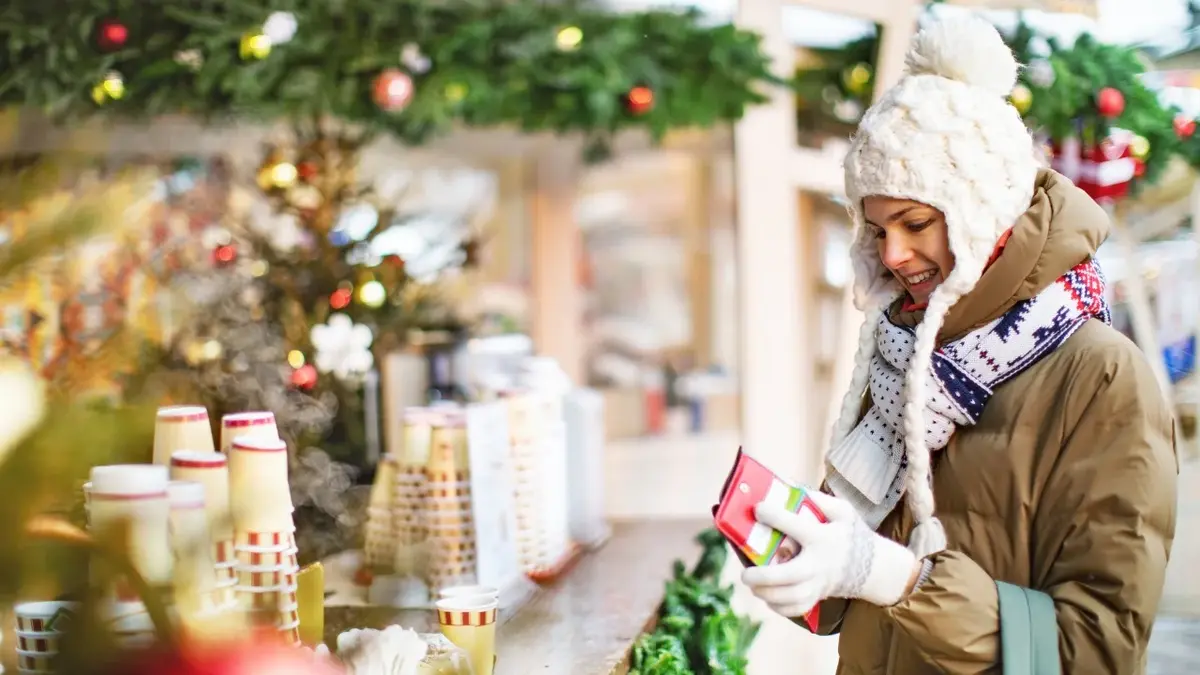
904;15;1018;98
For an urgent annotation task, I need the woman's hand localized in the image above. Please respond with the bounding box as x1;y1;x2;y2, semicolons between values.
741;490;922;618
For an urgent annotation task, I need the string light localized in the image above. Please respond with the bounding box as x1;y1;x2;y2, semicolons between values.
556;26;583;51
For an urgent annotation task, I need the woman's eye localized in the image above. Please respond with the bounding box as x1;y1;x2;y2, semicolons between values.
906;220;932;232
872;228;885;239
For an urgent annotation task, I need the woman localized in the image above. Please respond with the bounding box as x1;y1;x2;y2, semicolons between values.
740;16;1178;674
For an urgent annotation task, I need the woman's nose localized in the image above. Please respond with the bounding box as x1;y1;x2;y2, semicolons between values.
880;234;913;271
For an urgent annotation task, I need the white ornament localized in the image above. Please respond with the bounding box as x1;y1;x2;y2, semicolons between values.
311;313;374;380
401;43;432;74
1028;60;1055;88
263;11;298;45
832;98;863;122
174;48;204;71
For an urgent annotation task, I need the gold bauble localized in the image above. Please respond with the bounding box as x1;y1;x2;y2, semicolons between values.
1010;84;1033;114
842;63;872;95
1131;134;1151;160
555;26;583;51
240;32;272;60
91;72;125;105
444;83;468;103
269;162;298;189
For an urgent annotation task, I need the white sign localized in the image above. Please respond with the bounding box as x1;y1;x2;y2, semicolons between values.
464;402;522;592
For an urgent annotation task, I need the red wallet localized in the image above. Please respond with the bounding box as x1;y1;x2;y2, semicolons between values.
712;447;827;633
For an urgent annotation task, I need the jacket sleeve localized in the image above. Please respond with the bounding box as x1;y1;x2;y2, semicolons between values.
882;342;1178;673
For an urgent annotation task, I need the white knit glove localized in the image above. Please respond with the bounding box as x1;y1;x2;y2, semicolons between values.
741;490;919;618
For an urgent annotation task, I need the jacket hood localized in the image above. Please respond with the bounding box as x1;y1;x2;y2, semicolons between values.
892;169;1110;342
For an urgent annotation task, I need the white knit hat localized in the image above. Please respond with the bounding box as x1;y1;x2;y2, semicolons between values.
833;16;1039;557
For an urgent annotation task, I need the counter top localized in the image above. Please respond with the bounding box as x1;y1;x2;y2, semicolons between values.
325;518;709;675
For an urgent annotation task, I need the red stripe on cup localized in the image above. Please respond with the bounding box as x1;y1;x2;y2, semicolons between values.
171;457;227;469
222;413;275;428
158;407;209;422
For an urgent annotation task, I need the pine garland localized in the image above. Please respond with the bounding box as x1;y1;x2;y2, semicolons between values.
0;1;783;160
1008;25;1199;188
795;20;1200;192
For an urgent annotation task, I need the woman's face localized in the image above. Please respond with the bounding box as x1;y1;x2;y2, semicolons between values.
862;196;955;305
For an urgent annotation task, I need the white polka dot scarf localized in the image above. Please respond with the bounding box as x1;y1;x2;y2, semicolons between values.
825;258;1111;530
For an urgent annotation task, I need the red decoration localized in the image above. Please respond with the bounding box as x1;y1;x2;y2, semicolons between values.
99;638;342;675
1050;129;1138;203
383;254;405;268
297;161;319;182
97;19;128;51
1096;87;1125;118
291;364;318;391
627;86;654;115
1174;115;1196;139
372;69;414;112
212;244;237;267
330;288;352;310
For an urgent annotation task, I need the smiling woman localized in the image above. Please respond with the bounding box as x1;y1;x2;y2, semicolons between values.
860;197;954;307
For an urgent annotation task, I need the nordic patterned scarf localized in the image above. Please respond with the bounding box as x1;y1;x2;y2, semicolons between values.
825;258;1112;529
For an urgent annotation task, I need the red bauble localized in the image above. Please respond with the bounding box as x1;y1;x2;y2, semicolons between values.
1096;87;1125;118
372;69;414;112
291;364;318;391
97;19;129;51
1174;115;1196;138
329;288;352;310
297;161;319;182
627;86;654;115
212;244;237;267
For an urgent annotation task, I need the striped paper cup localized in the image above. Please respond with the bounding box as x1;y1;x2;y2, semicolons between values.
16;631;60;653
14;601;79;633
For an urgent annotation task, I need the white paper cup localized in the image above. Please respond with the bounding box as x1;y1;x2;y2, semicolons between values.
88;465;173;586
237;567;299;588
14;601;79;633
228;436;294;530
438;584;499;603
235;530;296;548
16;648;55;671
153;405;215;464
219;411;278;453
16;631;61;653
234;586;298;611
171;451;232;540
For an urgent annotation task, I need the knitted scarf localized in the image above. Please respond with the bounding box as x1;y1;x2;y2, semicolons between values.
825;258;1112;529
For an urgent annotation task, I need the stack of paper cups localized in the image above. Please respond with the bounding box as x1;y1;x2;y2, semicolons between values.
219;411;278;454
228;436;300;645
14;601;78;673
363;455;398;571
505;393;552;571
170;450;236;606
392;408;433;578
87;465;172;642
423;410;476;592
167;481;218;614
153;406;215;465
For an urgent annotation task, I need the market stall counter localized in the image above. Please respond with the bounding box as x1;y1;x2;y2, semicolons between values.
324;519;708;675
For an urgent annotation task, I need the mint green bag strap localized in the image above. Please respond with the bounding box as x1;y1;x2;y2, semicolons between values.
997;581;1061;675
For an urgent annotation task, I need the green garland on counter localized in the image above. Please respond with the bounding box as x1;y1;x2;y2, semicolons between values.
629;529;761;675
0;1;783;161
